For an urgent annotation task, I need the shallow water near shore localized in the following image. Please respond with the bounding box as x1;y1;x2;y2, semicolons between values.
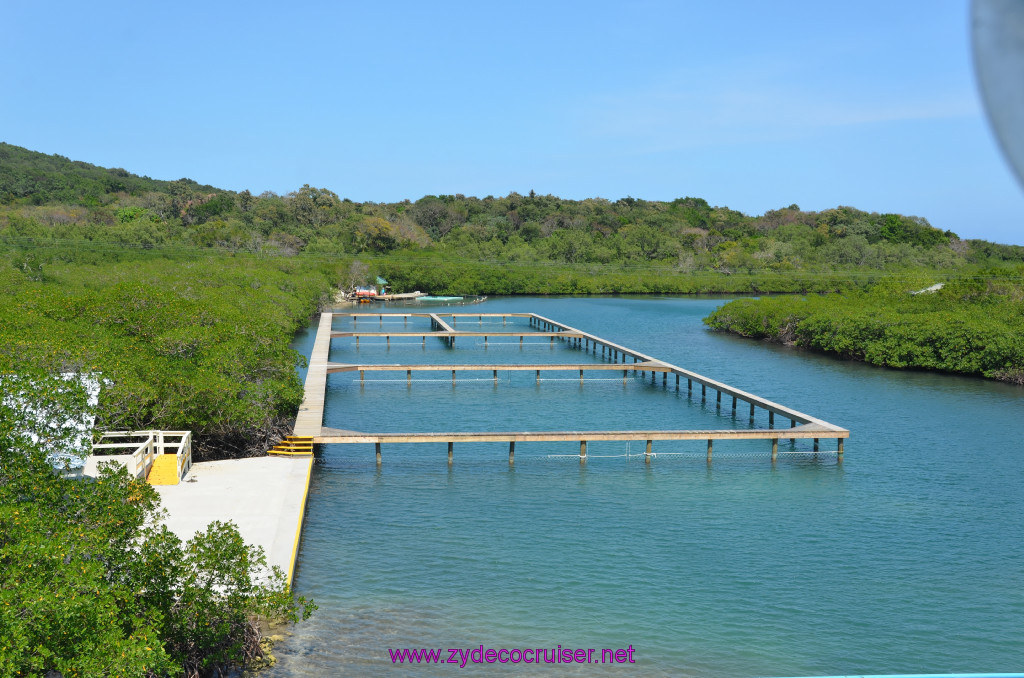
266;296;1024;677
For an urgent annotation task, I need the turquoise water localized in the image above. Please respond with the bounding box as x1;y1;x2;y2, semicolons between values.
267;297;1024;677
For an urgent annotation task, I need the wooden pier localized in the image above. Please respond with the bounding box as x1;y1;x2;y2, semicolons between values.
293;311;849;464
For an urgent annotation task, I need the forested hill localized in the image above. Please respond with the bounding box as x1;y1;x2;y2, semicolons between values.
3;141;1024;281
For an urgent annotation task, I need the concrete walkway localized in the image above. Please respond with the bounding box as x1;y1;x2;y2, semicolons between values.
152;456;313;584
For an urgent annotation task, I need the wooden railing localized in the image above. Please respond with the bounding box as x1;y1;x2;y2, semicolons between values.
91;430;192;481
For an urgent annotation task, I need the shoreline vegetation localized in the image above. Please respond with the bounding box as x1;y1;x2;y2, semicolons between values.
703;273;1024;384
2;142;1023;674
0;367;315;677
3;140;1023;460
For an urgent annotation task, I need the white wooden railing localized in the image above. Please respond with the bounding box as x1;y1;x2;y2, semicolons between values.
91;431;192;481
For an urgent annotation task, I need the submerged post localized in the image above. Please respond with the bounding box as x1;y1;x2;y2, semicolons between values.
509;441;515;464
580;440;587;459
375;442;381;465
771;438;778;462
707;439;713;462
837;438;844;461
645;439;652;464
448;441;453;464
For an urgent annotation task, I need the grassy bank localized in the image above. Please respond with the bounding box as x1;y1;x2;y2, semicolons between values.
703;271;1024;383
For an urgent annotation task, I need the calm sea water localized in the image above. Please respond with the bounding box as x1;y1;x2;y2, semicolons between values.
266;296;1024;677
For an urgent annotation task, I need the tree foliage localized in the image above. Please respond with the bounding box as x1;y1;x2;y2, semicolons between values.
0;251;342;459
0;367;315;677
5;142;1024;293
703;271;1024;383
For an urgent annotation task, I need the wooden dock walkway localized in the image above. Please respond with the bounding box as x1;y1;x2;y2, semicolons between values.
294;311;850;463
294;312;334;438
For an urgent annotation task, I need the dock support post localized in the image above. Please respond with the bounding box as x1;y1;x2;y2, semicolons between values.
732;396;737;412
769;412;774;428
386;336;390;348
520;336;523;347
688;379;692;393
375;442;381;465
790;419;796;444
484;335;488;346
701;384;706;402
356;336;359;348
645;439;652;464
448;441;453;464
494;369;498;384
716;391;721;408
771;439;778;462
452;369;456;385
422;336;426;347
360;370;364;385
676;374;680;390
580;440;587;460
537;369;541;384
509;441;515;464
813;438;819;451
580;369;584;384
623;369;627;384
837;438;844;461
407;369;411;386
707;439;713;463
750;402;755;420
662;372;667;386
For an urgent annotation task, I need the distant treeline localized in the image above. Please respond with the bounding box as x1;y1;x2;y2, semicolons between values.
3;142;1024;296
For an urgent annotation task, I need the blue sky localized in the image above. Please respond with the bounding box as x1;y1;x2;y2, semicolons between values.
4;0;1024;244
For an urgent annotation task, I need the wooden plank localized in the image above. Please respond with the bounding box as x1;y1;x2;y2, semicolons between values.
314;425;848;444
330;331;582;338
324;361;667;374
343;312;526;323
294;312;333;437
429;313;456;333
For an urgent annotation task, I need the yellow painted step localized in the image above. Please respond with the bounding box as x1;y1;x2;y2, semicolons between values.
147;454;180;485
267;435;314;456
